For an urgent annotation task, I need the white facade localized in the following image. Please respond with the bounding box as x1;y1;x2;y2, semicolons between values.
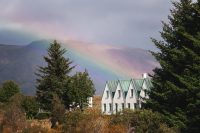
113;83;125;114
101;84;113;115
125;82;137;110
87;97;93;107
101;74;152;115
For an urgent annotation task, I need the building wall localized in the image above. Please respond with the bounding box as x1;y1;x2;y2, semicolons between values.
87;97;93;107
101;75;151;115
138;80;149;108
125;83;137;110
113;84;125;114
101;84;113;115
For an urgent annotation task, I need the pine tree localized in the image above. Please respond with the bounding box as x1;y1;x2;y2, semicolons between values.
145;0;200;132
36;40;74;111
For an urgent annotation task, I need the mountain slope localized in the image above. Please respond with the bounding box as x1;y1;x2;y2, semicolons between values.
0;40;158;95
0;43;44;94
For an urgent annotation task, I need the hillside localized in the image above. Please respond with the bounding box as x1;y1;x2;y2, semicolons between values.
0;43;45;94
0;40;158;95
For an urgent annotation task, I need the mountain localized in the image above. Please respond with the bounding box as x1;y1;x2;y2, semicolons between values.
0;40;158;95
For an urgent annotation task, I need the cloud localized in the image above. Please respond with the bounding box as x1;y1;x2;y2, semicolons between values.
0;0;172;50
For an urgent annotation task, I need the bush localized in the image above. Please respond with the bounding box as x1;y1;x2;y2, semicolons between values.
50;94;65;128
22;96;39;119
36;112;51;120
1;98;26;132
63;108;108;133
129;109;176;133
22;125;48;133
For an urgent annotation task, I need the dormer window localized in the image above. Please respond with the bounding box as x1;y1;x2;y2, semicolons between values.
106;90;109;98
131;89;134;97
118;90;121;98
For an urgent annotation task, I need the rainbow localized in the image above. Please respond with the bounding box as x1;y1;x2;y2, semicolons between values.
0;20;158;93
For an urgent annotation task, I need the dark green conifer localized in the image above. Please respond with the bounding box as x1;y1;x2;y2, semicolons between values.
36;40;74;111
145;0;200;132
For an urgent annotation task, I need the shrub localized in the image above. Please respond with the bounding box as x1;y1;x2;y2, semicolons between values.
129;109;177;133
50;94;65;128
63;108;108;133
36;112;51;120
2;99;26;132
22;125;48;133
22;96;39;119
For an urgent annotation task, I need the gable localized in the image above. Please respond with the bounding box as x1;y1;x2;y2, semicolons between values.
126;82;137;99
119;80;131;92
107;80;118;93
113;83;124;100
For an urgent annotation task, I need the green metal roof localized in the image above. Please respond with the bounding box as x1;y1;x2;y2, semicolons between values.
107;80;118;92
105;78;152;98
119;80;131;92
133;79;144;92
144;78;153;90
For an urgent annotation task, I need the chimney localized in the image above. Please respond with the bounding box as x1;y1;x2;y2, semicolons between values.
142;73;148;79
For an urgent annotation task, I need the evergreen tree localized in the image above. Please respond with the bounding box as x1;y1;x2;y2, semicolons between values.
145;0;200;132
68;70;95;110
0;80;20;103
36;40;74;111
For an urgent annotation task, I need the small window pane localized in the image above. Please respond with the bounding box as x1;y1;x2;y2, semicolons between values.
122;103;124;110
106;91;109;98
109;103;112;112
131;89;133;97
128;103;130;109
118;90;121;98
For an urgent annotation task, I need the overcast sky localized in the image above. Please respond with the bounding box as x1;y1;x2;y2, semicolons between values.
0;0;173;50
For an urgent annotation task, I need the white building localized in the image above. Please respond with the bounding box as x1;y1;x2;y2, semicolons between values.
101;73;152;114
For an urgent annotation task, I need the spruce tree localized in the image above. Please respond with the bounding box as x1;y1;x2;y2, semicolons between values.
36;40;74;111
145;0;200;132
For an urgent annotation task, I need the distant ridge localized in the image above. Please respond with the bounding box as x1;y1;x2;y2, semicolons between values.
0;40;158;95
0;42;47;95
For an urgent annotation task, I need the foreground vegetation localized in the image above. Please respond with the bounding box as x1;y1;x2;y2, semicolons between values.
0;90;176;133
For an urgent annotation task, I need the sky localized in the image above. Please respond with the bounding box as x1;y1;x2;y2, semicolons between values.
0;0;174;93
0;0;172;50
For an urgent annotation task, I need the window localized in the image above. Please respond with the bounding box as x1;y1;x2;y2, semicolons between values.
115;103;118;112
128;103;130;109
104;104;106;112
131;89;134;97
109;103;112;112
106;90;109;98
122;103;124;110
134;103;137;109
118;90;121;98
112;92;115;98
